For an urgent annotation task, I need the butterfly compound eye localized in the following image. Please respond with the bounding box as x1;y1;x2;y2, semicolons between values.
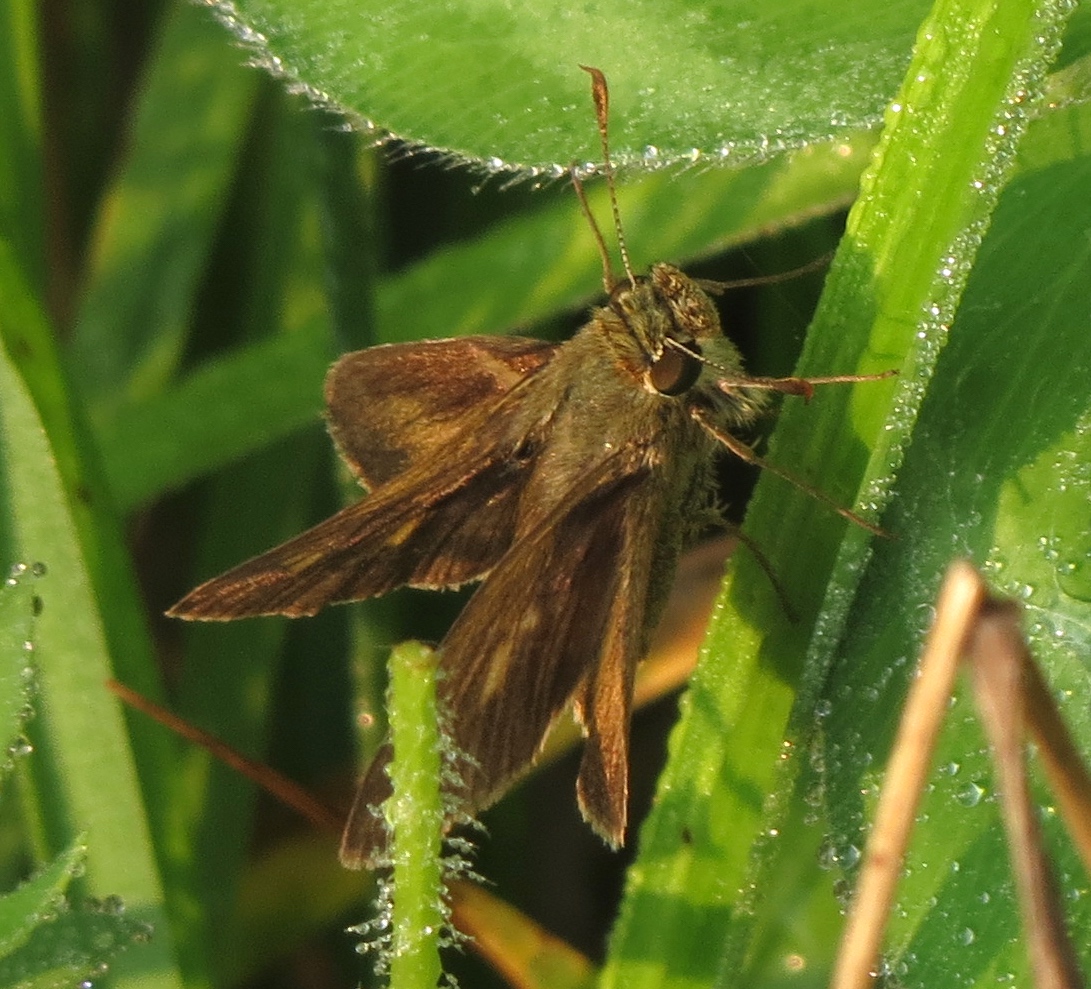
649;343;702;396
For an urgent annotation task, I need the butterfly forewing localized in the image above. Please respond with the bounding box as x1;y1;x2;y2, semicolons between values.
168;462;517;618
169;342;560;620
326;336;557;488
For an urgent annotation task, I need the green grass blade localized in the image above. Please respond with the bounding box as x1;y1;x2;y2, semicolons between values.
818;102;1091;988
0;0;43;297
68;2;259;417
0;563;37;756
0;264;183;989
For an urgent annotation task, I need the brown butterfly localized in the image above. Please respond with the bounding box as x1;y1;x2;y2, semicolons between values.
170;67;892;868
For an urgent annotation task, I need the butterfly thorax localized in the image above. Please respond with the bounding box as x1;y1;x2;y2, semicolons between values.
504;263;768;597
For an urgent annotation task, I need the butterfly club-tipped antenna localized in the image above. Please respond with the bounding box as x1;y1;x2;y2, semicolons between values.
571;65;637;296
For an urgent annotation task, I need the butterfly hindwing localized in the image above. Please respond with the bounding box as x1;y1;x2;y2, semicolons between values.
338;444;665;865
571;523;653;844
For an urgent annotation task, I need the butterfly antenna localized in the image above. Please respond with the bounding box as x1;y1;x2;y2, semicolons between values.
571;166;617;294
578;65;636;290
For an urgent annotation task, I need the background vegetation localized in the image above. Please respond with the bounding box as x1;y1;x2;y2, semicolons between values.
0;0;1090;987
